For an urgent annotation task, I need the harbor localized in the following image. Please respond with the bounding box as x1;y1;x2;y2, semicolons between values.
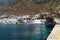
47;25;60;40
0;0;60;40
0;24;52;40
0;14;59;24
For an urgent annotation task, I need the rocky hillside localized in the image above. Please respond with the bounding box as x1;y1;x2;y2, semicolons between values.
0;0;60;16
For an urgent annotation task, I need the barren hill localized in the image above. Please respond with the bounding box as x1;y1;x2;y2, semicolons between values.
0;0;60;16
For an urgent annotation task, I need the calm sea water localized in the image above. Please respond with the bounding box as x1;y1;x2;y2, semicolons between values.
0;24;53;40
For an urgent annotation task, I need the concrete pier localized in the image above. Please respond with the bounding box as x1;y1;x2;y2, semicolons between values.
47;25;60;40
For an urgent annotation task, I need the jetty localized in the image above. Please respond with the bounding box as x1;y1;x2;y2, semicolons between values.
47;25;60;40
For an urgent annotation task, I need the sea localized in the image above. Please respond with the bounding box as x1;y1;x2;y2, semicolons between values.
0;24;53;40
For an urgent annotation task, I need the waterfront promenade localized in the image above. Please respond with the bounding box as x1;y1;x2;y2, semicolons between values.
47;25;60;40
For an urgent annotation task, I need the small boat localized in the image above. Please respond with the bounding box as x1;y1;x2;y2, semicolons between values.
45;17;56;28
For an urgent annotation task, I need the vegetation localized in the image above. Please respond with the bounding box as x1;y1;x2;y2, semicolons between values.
37;14;47;19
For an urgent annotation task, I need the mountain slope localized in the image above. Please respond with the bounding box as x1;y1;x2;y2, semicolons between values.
0;0;60;16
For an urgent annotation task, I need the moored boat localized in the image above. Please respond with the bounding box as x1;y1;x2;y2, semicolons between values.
45;17;56;28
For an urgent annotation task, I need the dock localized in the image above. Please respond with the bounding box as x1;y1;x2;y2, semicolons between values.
47;25;60;40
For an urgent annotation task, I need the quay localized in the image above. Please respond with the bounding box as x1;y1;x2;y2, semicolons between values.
47;25;60;40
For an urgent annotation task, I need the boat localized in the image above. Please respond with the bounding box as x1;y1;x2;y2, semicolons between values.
45;17;56;28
